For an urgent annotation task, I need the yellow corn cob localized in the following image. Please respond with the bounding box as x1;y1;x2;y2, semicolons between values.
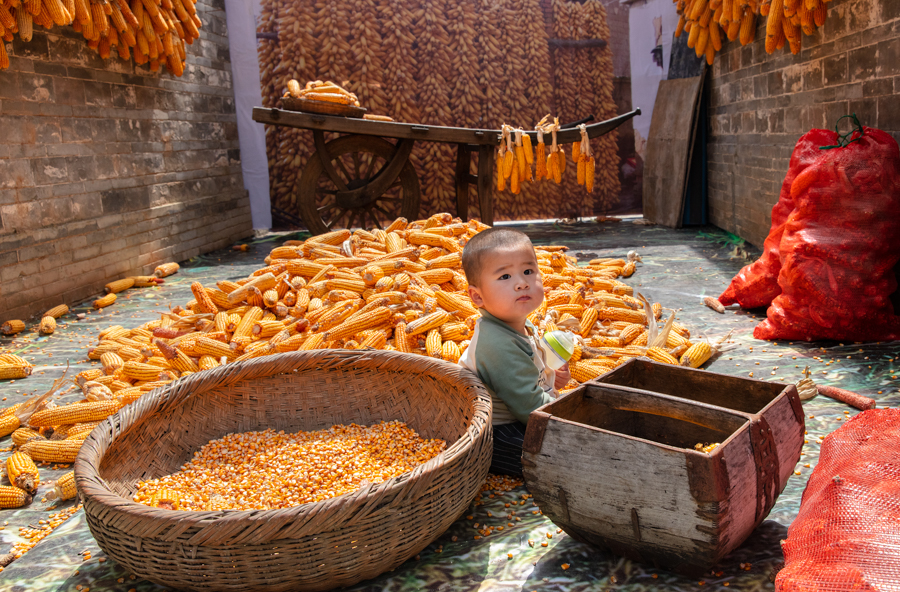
424;252;462;270
105;278;135;293
132;275;162;287
417;268;454;285
740;7;756;44
439;322;471;342
510;160;521;194
0;361;33;380
7;450;40;494
100;352;124;375
325;307;392;342
20;439;82;463
497;156;506;191
16;7;33;42
502;149;514;179
585;158;595;193
617;324;644;344
93;293;117;309
579;307;599;337
190;282;218;314
407;311;451;336
122;360;166;381
425;329;442;358
522;133;534;164
646;347;679;365
193;336;233;359
0;485;32;508
361;265;385;286
596;307;646;325
680;342;713;368
232;306;264;339
577;157;586;186
29;399;121;427
44;304;69;319
391;322;410;353
515;145;527;183
358;331;387;349
153;262;180;278
198;355;221;371
298;333;325;351
12;427;44;447
570;361;608;383
441;341;461;363
38;315;56;335
150;488;181;509
1;320;25;335
304;92;353;105
46;470;77;501
535;142;547;180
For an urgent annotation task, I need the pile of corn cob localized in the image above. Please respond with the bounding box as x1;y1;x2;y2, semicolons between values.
0;215;715;495
0;0;200;74
674;0;831;65
0;264;173;367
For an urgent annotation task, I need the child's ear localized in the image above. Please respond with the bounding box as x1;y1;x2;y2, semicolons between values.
468;285;484;308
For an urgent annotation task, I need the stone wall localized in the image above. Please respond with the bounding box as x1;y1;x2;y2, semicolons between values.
707;0;899;247
0;0;252;322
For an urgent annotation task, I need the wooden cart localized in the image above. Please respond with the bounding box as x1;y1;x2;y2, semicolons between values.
252;107;640;234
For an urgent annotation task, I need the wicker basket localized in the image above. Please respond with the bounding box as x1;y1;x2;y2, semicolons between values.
75;350;492;592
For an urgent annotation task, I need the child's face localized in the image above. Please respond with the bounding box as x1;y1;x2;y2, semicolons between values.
468;243;543;327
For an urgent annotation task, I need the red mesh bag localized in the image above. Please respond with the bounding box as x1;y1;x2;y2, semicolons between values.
754;119;900;342
718;129;835;309
775;408;900;591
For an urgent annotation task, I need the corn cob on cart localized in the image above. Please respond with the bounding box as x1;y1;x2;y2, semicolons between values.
252;107;640;234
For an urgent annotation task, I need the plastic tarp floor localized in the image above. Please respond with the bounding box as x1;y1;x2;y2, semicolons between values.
2;219;898;592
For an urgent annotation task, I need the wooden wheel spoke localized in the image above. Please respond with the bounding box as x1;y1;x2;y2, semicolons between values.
352;152;362;180
325;209;348;230
316;188;338;195
368;209;384;231
317;200;337;213
373;204;393;219
334;157;354;185
363;154;380;181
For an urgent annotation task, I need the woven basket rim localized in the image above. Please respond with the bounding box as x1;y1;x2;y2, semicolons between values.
75;350;491;532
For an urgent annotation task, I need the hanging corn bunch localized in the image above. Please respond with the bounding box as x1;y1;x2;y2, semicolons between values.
674;0;831;63
0;0;197;73
575;124;596;193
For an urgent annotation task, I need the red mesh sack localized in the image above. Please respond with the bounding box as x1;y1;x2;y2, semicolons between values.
719;129;835;308
775;408;900;591
754;118;900;342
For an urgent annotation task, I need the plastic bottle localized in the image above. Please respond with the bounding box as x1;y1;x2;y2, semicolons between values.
538;330;575;370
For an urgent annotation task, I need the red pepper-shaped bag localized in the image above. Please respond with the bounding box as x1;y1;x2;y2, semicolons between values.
718;129;835;309
754;118;900;342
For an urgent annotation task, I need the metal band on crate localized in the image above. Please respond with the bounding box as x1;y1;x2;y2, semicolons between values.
748;415;780;524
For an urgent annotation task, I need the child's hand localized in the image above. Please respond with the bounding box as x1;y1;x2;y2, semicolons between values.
554;363;571;390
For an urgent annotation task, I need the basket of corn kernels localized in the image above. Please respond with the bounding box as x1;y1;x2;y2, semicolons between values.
74;349;491;592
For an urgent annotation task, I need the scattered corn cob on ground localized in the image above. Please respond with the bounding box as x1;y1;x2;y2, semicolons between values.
0;221;895;588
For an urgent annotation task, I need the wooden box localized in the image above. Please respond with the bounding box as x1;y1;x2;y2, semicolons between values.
522;359;805;576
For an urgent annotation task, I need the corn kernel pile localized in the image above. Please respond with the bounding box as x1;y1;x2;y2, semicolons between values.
133;421;446;511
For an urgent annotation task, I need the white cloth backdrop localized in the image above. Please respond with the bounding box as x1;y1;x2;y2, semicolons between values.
224;0;271;231
627;0;680;159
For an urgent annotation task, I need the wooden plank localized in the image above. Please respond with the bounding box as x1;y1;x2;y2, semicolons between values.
523;418;716;559
642;76;704;227
454;145;471;221
476;145;495;226
252;108;640;147
598;359;786;415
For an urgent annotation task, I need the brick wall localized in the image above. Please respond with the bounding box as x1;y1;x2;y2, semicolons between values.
707;0;899;247
0;0;253;322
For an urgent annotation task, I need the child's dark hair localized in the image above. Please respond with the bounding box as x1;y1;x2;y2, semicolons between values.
461;228;534;286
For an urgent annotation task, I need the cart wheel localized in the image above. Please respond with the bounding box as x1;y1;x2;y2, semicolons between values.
297;135;420;235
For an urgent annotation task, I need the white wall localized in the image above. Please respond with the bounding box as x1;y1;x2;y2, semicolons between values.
224;0;272;231
627;0;681;159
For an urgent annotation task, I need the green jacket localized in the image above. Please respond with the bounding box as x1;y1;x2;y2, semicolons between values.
458;310;555;425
